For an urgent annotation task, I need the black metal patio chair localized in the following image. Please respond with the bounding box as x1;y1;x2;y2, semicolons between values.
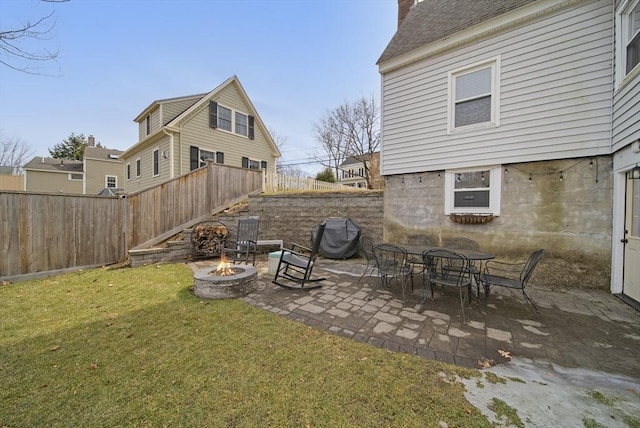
369;243;413;304
443;237;481;297
358;235;377;283
221;217;259;265
479;249;545;313
420;248;473;323
273;222;327;290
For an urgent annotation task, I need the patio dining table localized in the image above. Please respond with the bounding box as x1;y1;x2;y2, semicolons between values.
389;243;496;298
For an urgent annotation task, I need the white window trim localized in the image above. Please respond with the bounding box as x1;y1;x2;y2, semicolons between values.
447;56;501;135
235;111;248;137
444;166;502;216
152;148;160;177
615;0;640;88
69;173;83;181
135;158;141;178
106;175;117;188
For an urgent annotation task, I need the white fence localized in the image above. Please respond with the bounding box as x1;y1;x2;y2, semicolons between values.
263;172;364;192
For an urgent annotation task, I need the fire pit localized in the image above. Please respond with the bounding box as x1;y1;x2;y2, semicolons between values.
193;262;258;299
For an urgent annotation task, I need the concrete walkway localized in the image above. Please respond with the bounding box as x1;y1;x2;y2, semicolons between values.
190;256;640;379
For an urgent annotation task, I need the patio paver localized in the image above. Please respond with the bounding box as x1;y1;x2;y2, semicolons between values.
189;256;640;379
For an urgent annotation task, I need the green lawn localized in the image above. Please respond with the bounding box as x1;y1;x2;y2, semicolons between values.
0;263;490;427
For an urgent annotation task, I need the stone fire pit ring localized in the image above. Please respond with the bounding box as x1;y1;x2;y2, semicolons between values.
193;265;258;299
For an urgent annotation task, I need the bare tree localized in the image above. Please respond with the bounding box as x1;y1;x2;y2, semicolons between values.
0;132;35;172
312;114;350;182
0;0;69;75
312;94;380;188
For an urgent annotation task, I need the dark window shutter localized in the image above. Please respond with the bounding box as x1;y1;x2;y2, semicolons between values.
260;161;267;170
209;101;218;128
216;152;224;164
248;115;254;139
242;157;249;168
190;146;199;170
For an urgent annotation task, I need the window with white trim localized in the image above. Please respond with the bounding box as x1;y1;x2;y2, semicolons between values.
106;175;117;188
136;158;141;177
444;166;502;215
218;106;232;132
145;115;151;135
448;58;500;133
126;163;131;180
69;173;83;181
618;0;640;82
235;112;248;136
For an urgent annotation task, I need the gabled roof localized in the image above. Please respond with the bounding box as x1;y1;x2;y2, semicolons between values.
378;0;538;64
23;157;84;173
123;75;281;158
84;146;124;161
340;153;377;167
133;93;207;123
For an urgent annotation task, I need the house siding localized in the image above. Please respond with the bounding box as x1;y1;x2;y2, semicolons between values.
25;170;83;194
125;135;171;194
84;158;124;194
381;0;614;175
177;82;277;175
612;75;640;152
138;108;162;141
161;97;201;125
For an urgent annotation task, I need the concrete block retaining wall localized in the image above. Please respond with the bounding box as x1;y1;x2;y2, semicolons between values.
248;192;384;247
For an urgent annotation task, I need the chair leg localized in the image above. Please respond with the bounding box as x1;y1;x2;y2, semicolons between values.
522;289;539;312
459;286;467;324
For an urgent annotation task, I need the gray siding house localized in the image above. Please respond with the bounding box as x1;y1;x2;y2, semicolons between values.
121;75;281;194
378;0;640;301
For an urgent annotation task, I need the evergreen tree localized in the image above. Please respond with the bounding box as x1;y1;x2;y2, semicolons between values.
316;168;336;183
48;133;86;160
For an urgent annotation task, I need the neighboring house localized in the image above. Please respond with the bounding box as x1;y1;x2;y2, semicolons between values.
377;0;639;301
83;141;124;195
23;157;85;194
0;166;22;190
338;152;383;189
23;136;123;195
121;75;281;194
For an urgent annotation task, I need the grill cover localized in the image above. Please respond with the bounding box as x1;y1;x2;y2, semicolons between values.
313;218;361;259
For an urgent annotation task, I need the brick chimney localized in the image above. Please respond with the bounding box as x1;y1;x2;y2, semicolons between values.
88;135;95;146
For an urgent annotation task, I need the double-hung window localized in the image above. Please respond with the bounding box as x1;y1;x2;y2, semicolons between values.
218;106;232;131
235;112;248;136
444;167;502;215
448;57;500;133
136;158;141;177
106;176;117;188
617;0;640;84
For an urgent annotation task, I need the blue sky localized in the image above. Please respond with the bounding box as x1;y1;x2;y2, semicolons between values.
0;0;397;175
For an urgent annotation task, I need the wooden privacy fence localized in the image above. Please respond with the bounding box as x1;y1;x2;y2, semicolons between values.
126;163;263;250
1;163;263;279
0;192;127;278
263;172;363;192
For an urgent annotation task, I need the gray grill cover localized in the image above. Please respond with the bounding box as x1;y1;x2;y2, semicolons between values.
314;218;361;259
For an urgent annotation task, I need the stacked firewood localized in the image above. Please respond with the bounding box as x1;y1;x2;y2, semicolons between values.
191;222;229;259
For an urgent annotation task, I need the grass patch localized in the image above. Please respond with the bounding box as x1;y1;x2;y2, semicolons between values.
0;263;490;427
484;372;507;384
582;417;607;428
589;390;616;406
624;414;640;428
487;398;524;428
